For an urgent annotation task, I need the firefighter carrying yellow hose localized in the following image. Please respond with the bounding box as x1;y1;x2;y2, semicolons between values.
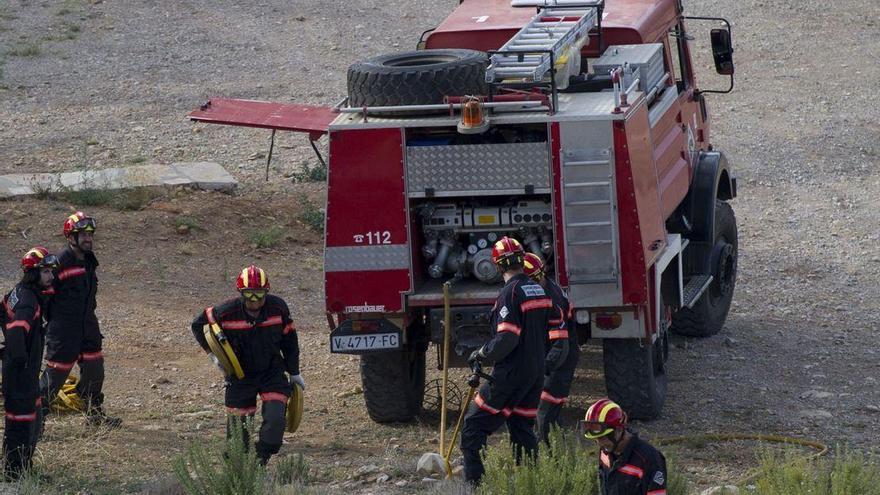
191;265;303;465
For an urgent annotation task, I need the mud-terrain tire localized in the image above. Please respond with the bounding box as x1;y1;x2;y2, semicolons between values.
603;333;669;420
360;348;426;423
347;49;488;110
672;200;738;337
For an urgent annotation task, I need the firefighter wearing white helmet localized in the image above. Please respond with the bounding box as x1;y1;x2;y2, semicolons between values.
460;237;554;485
191;265;302;465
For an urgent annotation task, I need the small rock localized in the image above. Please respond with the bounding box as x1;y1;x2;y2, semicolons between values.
417;453;447;476
355;465;379;477
394;480;407;487
800;390;834;400
723;337;737;347
799;409;833;419
421;477;438;483
701;486;739;495
376;473;390;483
176;224;190;234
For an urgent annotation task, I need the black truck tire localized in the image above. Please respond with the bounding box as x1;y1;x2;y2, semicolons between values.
360;348;426;423
672;200;738;337
347;49;488;110
603;335;668;420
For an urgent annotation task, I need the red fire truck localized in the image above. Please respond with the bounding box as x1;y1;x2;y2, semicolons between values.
190;0;737;421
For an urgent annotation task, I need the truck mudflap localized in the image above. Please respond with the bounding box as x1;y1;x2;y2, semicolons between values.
188;98;336;139
330;318;403;355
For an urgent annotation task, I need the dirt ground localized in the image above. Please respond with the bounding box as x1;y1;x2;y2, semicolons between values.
1;0;879;493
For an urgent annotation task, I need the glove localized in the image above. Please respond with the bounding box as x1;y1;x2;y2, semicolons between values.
207;353;226;375
468;348;485;367
289;374;305;391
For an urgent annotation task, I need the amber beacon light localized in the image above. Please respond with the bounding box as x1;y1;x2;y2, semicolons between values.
457;96;489;134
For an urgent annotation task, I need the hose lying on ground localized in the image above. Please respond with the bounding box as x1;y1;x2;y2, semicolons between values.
654;432;829;485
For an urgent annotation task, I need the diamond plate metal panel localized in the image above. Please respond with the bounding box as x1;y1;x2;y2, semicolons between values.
325;245;411;272
406;142;549;194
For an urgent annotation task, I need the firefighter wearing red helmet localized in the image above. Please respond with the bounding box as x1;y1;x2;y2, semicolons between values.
523;253;579;442
191;265;301;465
39;211;121;427
582;398;668;495
460;237;553;485
2;247;58;479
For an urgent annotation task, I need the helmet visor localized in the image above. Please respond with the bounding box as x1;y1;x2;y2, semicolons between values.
74;217;97;232
39;254;60;269
241;289;268;302
579;420;614;439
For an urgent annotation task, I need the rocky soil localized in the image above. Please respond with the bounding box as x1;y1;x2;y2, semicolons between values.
1;0;879;493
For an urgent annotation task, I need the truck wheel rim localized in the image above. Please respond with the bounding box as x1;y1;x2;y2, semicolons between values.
715;243;736;298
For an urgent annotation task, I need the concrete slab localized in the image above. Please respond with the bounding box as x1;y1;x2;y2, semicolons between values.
0;162;237;199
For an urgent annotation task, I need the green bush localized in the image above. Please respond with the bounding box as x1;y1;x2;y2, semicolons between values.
749;448;880;495
291;161;326;183
273;453;310;486
248;225;286;249
478;429;688;495
175;216;203;231
298;198;324;233
478;428;599;495
173;417;269;495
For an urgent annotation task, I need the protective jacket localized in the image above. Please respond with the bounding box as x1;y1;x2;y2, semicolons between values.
191;295;299;377
461;272;553;485
543;278;571;373
45;246;101;364
2;283;49;478
599;433;668;495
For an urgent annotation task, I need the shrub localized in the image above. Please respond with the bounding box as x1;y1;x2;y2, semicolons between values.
175;216;203;231
248;225;286;249
298;198;324;233
173;417;269;495
291;161;326;183
8;41;42;57
478;428;599;495
273;453;310;486
749;448;880;495
478;429;688;495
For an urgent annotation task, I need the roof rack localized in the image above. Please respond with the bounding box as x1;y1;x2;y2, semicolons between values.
486;0;605;113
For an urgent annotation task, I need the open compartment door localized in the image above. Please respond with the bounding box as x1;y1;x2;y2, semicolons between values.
188;98;337;139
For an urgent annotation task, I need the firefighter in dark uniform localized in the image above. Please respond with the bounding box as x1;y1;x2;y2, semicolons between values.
461;237;553;485
2;247;58;480
582;398;668;495
523;253;580;442
191;265;302;465
39;211;121;427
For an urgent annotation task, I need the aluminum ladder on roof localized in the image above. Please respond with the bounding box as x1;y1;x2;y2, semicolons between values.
486;1;603;83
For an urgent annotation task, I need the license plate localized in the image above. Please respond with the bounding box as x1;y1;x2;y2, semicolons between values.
331;333;400;353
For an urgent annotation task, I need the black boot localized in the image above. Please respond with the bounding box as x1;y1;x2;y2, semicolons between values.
255;441;281;466
86;406;122;428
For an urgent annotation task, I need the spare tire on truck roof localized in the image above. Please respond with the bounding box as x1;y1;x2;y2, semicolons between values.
347;49;488;113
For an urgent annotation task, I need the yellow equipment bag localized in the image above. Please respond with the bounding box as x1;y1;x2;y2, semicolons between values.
286;382;304;433
203;323;244;379
52;375;85;414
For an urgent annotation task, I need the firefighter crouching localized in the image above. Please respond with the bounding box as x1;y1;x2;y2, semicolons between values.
461;237;553;486
39;211;121;427
191;265;303;465
582;398;668;495
523;253;580;441
2;248;58;480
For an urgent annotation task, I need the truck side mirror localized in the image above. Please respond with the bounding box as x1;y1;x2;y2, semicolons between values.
710;28;734;75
